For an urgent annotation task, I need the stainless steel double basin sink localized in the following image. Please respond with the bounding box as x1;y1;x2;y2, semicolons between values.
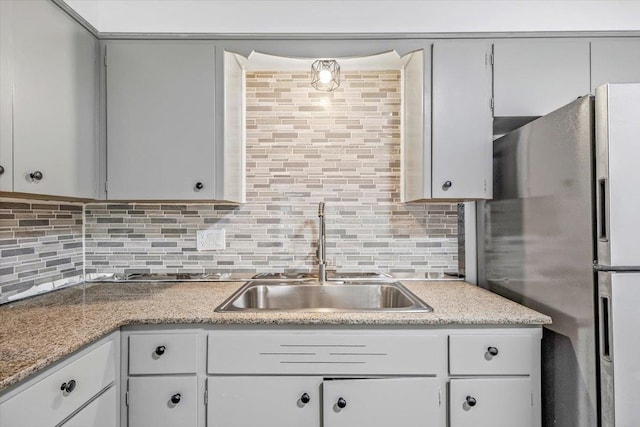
215;272;433;313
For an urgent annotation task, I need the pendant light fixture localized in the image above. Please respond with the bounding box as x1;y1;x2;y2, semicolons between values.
311;59;340;91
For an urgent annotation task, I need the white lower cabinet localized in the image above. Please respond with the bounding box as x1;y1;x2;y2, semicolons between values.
61;386;117;427
120;326;541;427
207;376;439;427
128;376;198;427
323;377;440;427
449;378;533;427
207;376;322;427
0;334;118;427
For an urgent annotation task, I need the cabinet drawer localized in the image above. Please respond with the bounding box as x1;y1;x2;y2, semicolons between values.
449;378;533;427
0;340;115;427
129;333;198;374
128;377;198;427
61;386;117;427
208;330;446;375
449;334;533;375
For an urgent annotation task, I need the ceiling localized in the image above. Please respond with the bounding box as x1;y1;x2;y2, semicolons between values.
62;0;640;34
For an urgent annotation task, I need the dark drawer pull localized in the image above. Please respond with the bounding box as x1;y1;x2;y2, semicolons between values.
171;393;181;404
155;345;166;356
60;379;76;394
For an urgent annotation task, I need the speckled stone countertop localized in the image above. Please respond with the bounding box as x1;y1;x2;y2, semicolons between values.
0;280;550;392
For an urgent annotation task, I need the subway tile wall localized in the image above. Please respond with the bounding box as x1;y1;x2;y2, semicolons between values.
0;199;84;300
84;71;459;275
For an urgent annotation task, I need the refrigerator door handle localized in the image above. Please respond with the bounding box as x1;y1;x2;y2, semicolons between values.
594;265;640;272
597;177;610;242
600;295;613;362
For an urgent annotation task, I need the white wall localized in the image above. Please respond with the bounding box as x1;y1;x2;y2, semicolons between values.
64;0;640;34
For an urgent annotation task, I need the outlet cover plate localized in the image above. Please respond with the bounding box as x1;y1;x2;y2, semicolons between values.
196;229;225;251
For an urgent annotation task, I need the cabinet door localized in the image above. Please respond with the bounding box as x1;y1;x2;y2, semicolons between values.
207;376;322;427
323;378;440;427
494;40;590;117
11;0;98;198
61;386;117;427
0;0;13;191
449;378;532;427
128;377;198;427
0;340;115;427
432;40;492;200
591;40;640;90
106;41;216;200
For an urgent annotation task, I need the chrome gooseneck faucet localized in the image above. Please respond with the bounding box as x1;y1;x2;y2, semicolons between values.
317;202;327;282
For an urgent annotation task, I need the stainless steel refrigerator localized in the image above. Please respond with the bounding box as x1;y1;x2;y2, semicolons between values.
480;83;640;427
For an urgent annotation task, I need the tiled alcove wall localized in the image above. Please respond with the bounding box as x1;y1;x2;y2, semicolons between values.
84;71;459;275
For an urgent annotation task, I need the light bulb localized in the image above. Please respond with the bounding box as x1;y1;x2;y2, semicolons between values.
319;69;333;84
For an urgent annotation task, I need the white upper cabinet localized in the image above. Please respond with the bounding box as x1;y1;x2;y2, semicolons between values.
105;41;218;200
0;1;14;192
3;0;98;198
402;41;492;201
401;49;430;202
432;40;493;200
493;40;590;117
591;40;640;90
106;43;245;202
220;51;246;203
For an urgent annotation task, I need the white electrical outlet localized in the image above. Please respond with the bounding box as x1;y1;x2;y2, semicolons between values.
196;229;225;251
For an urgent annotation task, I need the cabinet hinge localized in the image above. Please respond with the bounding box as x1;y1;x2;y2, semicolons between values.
125;390;129;406
490;53;494;66
438;389;441;406
104;180;108;193
204;388;208;405
104;51;107;68
531;393;534;407
490;97;494;112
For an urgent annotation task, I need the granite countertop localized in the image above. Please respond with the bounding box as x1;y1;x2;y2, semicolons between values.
0;280;551;392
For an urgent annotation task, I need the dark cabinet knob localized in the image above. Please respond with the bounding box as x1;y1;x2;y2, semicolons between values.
155;345;166;356
30;171;43;181
466;396;477;407
487;346;499;356
442;180;452;191
300;393;310;404
170;393;181;404
195;182;204;190
60;379;76;394
336;397;347;409
0;165;4;175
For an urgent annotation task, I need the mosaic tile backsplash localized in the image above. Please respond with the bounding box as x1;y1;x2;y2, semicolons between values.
84;71;459;275
0;199;84;300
